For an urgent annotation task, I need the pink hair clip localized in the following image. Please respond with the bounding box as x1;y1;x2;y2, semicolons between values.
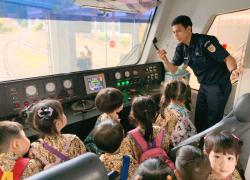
231;134;240;141
37;107;54;118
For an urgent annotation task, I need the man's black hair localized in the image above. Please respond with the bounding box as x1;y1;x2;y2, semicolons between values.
171;15;192;28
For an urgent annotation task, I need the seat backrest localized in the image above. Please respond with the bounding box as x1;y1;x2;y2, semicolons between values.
245;155;250;179
26;152;108;180
170;93;250;171
107;170;120;180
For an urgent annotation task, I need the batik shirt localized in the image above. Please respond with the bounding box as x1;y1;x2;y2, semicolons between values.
207;169;243;180
0;152;42;179
29;134;86;169
155;103;196;146
100;148;138;180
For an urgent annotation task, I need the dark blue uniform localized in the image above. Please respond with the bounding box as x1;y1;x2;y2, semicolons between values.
172;33;232;132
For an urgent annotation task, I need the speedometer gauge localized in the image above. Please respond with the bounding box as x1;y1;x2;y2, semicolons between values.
63;80;72;89
45;82;56;92
25;85;38;96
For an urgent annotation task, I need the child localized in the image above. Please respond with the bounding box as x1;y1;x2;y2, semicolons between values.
204;130;243;180
175;145;211;180
92;119;137;179
121;96;172;166
28;99;86;169
0;121;42;179
94;87;124;126
84;87;124;155
155;80;196;146
134;158;176;180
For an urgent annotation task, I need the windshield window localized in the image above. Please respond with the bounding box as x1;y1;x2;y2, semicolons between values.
0;0;156;81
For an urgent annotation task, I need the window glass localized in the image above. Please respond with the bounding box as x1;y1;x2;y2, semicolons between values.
0;1;156;81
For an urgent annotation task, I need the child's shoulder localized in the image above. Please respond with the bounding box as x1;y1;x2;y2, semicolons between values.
61;134;84;144
153;125;166;135
232;169;243;180
61;133;77;139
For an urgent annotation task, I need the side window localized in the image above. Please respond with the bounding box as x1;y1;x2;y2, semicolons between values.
189;9;250;90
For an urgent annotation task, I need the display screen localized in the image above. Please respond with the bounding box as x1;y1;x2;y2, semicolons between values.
84;73;106;94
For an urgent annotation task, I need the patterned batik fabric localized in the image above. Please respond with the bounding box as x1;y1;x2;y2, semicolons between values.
29;134;86;169
0;152;42;179
155;103;196;146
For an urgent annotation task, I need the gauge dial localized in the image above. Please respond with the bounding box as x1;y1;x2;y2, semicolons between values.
63;80;72;89
45;82;56;92
124;71;130;78
133;70;139;76
115;72;121;80
25;85;37;96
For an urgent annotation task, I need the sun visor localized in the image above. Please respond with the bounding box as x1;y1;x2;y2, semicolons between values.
74;0;160;13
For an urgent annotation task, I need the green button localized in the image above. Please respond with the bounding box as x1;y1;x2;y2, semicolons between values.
126;81;129;85
122;81;125;85
117;82;121;87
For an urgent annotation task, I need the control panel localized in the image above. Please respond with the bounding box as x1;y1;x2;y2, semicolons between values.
0;62;165;118
109;63;163;89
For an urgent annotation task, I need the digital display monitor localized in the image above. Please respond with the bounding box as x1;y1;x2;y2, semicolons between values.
84;73;106;94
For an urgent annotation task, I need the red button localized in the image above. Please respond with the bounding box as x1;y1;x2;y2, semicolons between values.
24;101;29;107
14;103;20;108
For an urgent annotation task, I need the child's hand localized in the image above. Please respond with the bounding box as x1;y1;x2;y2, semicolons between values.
44;162;59;170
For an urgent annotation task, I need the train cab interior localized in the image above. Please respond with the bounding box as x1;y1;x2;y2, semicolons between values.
0;0;250;179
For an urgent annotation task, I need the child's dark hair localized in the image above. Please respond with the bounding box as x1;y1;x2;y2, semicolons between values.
95;88;124;113
0;121;24;153
134;158;176;180
204;130;243;156
130;96;157;142
28;99;64;136
175;145;211;180
93;119;124;153
171;15;192;28
160;80;190;118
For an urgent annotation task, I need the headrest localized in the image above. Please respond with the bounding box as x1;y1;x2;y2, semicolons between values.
26;152;108;180
233;93;250;122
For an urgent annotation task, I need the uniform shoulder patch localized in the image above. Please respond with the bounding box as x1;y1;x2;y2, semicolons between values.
207;43;216;53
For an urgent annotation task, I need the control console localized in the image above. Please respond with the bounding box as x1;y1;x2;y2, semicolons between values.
0;62;165;118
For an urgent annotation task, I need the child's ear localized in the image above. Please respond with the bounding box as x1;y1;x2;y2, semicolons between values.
10;139;19;151
55;119;62;131
174;169;182;180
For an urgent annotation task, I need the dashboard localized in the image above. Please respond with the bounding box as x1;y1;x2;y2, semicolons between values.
0;62;165;118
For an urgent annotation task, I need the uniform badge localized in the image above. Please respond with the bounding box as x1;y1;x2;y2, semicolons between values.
207;44;216;53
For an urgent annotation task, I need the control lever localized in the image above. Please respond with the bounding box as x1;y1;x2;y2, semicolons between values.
71;99;95;112
152;37;159;50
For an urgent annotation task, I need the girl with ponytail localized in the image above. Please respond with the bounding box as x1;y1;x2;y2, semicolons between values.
120;96;171;164
155;80;196;147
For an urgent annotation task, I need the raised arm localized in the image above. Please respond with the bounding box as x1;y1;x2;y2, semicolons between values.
224;55;240;83
157;49;178;74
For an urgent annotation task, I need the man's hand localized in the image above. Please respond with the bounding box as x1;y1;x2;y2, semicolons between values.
230;67;241;84
157;49;167;61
